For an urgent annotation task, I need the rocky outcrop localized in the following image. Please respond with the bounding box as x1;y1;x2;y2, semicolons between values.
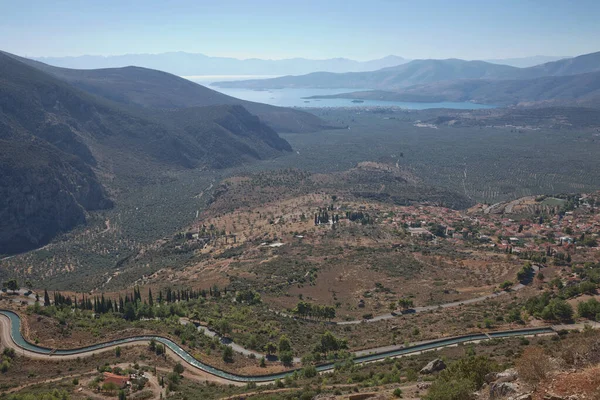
420;358;447;374
490;382;517;399
486;368;518;384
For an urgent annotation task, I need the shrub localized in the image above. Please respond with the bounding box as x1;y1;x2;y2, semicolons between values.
424;378;475;400
515;347;553;387
302;365;317;378
222;346;234;363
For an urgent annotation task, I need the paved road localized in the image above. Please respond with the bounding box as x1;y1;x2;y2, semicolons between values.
1;310;592;386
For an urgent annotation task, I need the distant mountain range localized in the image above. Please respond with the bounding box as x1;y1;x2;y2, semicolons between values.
1;51;331;254
483;55;569;68
214;51;600;91
214;51;600;107
31;52;571;77
33;52;409;76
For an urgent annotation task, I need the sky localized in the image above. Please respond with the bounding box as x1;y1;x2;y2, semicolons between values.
1;0;599;60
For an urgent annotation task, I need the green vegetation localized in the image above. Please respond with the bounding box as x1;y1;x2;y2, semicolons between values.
293;301;336;320
1;348;16;373
2;390;70;400
425;356;498;400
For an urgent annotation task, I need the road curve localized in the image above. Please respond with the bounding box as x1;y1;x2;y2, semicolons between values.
1;309;556;385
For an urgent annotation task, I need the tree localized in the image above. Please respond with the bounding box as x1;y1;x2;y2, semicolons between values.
247;335;258;350
578;298;600;319
264;342;277;356
44;289;51;306
545;298;574;322
302;365;317;378
223;346;234;363
278;335;292;353
118;390;127;400
173;362;184;375
123;302;136;321
316;331;347;354
279;351;293;366
102;382;119;393
499;281;513;291
4;279;19;293
115;346;121;357
398;298;414;310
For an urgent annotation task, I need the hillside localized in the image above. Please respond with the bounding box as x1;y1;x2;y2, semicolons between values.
0;138;113;255
4;51;330;133
306;71;600;107
0;51;293;254
214;51;600;90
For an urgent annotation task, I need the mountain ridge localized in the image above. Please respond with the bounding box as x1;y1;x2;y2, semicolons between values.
212;51;600;91
32;52;409;76
4;51;331;134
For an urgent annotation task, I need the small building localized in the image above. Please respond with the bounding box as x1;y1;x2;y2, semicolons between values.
103;372;129;388
408;227;432;238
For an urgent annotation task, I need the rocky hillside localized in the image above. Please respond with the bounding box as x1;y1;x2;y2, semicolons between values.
0;138;112;254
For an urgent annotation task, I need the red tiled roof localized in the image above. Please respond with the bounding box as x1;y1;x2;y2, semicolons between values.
103;372;128;387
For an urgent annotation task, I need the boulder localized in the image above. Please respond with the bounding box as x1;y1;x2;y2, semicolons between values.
496;368;518;382
420;358;446;374
490;382;517;399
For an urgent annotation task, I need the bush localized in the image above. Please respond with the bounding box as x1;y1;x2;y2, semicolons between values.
393;387;403;398
578;298;600;319
302;365;317;378
279;351;294;366
173;363;184;374
222;346;234;363
424;356;497;400
424;378;475;400
515;347;553;387
542;298;574;322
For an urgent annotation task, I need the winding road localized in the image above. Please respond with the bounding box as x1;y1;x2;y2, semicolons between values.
0;309;559;385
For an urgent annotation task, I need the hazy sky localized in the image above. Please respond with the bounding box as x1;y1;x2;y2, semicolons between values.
2;0;598;60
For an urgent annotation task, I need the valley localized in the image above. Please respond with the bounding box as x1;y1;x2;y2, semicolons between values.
2;10;600;398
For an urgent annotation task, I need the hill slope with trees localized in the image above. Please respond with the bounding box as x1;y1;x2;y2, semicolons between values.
0;51;293;254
